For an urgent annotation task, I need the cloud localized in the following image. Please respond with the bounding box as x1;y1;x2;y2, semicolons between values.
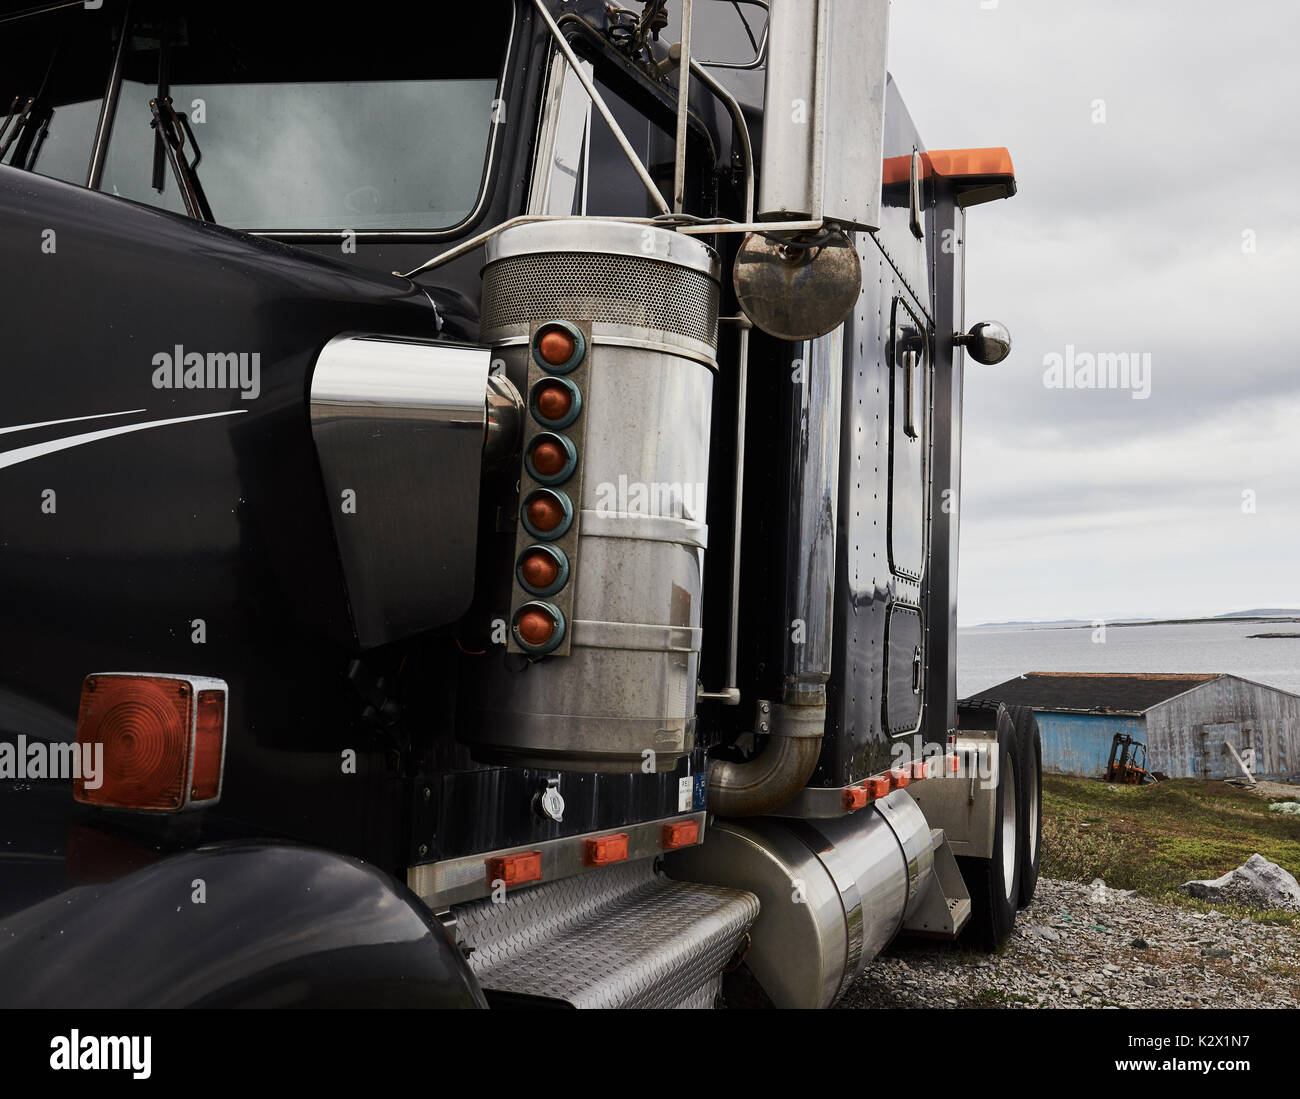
887;0;1300;621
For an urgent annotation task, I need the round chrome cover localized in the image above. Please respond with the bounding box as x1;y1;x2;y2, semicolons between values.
733;229;862;341
1001;756;1019;900
960;320;1012;365
1026;749;1040;865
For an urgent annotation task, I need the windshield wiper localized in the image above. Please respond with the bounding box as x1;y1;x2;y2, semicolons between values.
0;96;34;161
149;95;213;222
0;95;54;171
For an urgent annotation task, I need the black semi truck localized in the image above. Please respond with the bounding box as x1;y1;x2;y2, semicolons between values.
0;0;1038;1008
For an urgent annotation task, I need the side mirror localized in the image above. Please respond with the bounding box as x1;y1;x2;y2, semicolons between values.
954;321;1011;365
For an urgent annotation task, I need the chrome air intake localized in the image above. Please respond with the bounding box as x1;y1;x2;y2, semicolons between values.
467;221;721;773
310;335;504;649
667;789;936;1008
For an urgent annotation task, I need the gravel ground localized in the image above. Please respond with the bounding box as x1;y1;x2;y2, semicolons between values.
839;878;1300;1009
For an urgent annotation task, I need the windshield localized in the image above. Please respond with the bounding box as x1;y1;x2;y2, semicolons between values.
1;1;512;233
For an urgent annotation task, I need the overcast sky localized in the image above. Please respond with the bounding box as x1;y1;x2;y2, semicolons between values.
885;1;1300;625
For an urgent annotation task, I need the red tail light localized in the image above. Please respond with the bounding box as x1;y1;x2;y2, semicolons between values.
74;674;227;811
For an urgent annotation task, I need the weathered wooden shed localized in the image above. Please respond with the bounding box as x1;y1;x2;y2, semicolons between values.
964;673;1300;781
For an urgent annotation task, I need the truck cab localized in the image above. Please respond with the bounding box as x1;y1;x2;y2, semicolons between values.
0;0;1034;1008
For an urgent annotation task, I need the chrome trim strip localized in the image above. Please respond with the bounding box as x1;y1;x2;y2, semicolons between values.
578;509;708;549
484;217;721;279
408;811;708;908
672;0;694;215
571;620;703;653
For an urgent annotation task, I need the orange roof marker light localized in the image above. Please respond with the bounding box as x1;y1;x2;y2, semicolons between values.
842;786;870;811
881;147;1016;207
888;768;910;790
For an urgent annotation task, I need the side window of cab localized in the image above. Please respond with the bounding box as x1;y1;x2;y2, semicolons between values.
529;35;712;220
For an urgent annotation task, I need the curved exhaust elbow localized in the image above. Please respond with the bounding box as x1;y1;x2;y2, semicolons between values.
707;702;825;817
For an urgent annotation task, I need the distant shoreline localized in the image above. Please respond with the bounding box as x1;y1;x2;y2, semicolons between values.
963;615;1300;632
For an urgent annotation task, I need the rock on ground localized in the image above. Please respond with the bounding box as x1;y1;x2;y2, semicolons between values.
1182;853;1300;912
838;878;1300;1009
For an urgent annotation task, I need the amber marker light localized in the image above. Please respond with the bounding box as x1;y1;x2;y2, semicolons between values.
662;820;700;850
516;544;569;597
513;601;566;655
521;488;573;540
485;851;543;887
531;321;586;374
529;377;581;429
524;432;577;486
530;439;567;476
864;777;891;799
583;833;629;867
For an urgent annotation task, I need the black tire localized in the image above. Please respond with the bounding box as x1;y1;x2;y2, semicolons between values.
1008;705;1043;908
957;707;1022;950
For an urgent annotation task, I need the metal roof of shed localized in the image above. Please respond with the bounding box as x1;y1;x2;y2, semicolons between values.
964;672;1225;715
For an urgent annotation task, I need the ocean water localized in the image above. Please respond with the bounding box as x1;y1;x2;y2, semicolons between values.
956;619;1300;699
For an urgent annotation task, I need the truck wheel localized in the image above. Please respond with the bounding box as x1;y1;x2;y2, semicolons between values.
957;708;1022;950
1009;705;1042;908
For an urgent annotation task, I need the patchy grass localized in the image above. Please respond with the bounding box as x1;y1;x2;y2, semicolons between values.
1041;775;1300;925
960;987;1036;1008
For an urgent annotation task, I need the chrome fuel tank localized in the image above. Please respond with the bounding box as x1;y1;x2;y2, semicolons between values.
465;221;721;773
667;790;935;1007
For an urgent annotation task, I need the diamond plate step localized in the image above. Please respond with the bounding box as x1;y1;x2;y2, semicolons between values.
452;860;759;1008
